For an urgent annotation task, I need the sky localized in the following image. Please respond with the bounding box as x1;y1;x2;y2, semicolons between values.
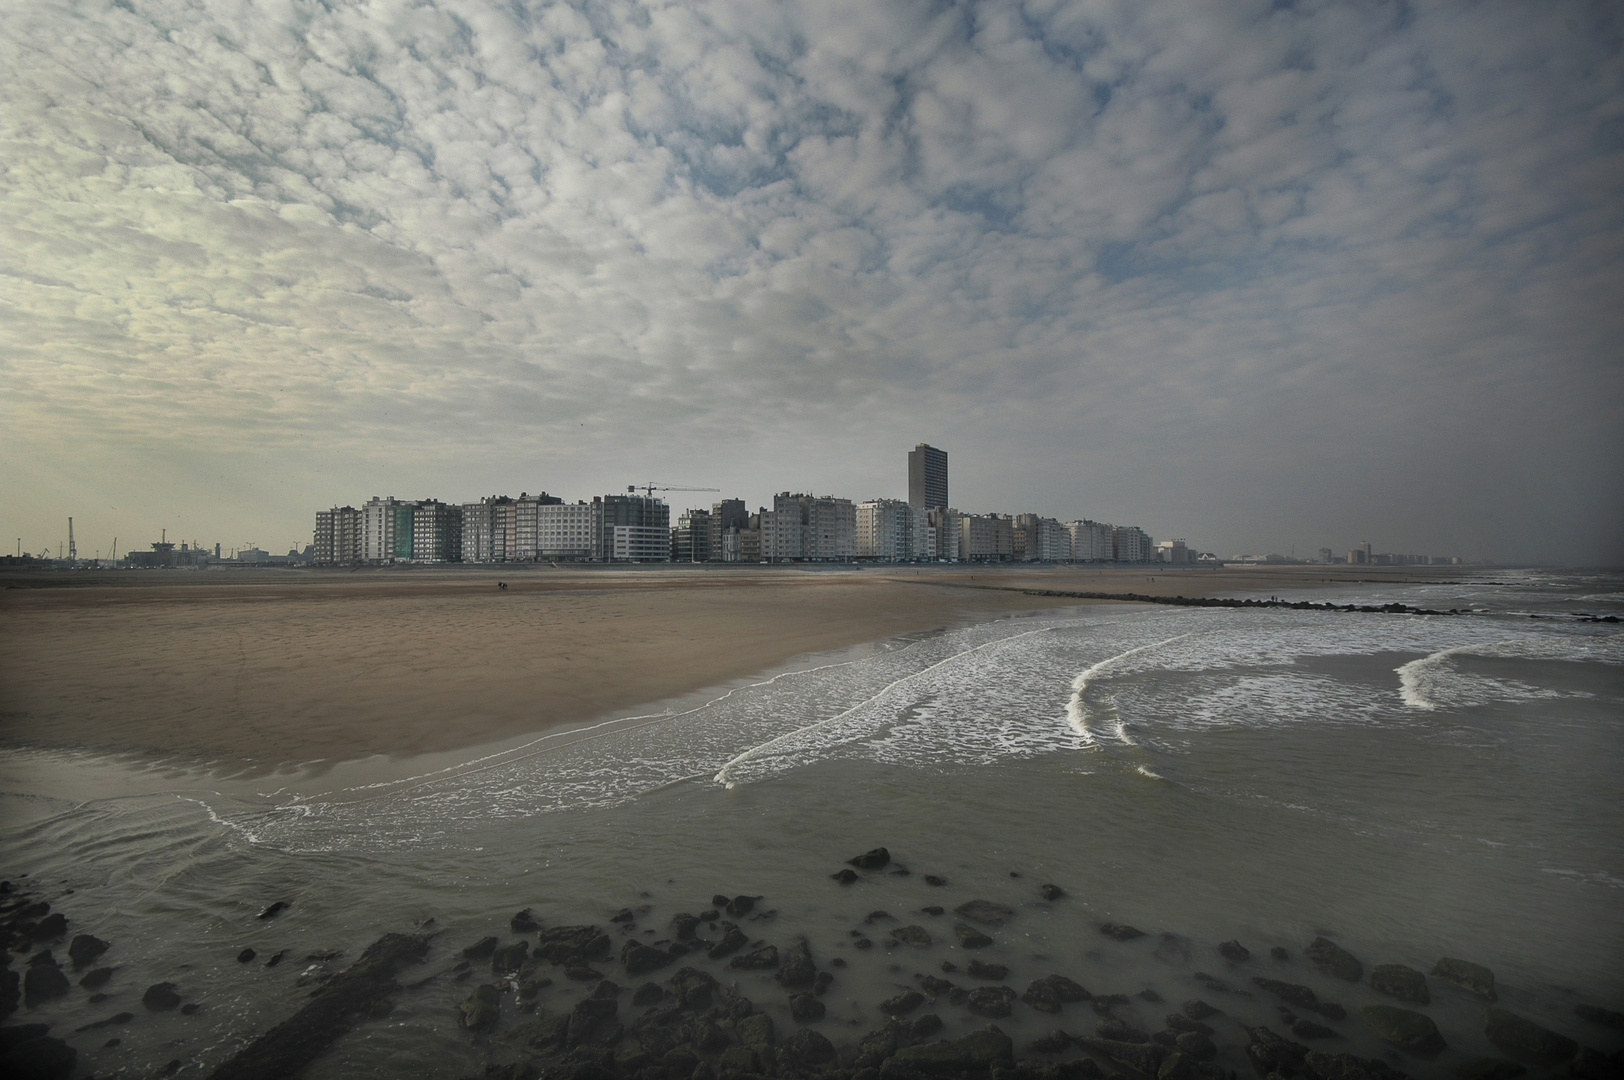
3;0;1621;564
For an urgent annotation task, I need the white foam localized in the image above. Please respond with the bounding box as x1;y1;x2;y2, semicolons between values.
1063;633;1193;740
1397;633;1623;710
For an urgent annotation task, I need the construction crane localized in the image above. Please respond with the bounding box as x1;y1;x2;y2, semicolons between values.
628;483;720;498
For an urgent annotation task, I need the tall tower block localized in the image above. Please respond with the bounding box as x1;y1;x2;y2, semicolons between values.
908;443;948;510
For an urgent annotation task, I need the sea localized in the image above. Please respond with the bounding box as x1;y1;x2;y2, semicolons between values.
2;568;1621;1078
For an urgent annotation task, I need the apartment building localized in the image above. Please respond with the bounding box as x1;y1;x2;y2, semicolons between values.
598;494;670;561
412;500;462;562
314;505;362;565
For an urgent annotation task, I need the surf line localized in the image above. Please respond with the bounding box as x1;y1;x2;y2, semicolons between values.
1064;633;1193;743
712;626;1056;788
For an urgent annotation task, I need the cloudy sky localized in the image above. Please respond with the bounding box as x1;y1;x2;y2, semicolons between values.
3;0;1620;564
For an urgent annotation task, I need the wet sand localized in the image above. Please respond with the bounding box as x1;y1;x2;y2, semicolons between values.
0;563;1466;771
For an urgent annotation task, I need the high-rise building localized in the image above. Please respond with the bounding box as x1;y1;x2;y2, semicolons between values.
857;498;917;560
761;493;856;561
461;496;517;563
597;494;670;561
1113;525;1153;563
535;502;597;559
412;500;462;562
675;508;712;562
361;496;405;562
315;505;362;565
908;443;948;510
707;499;749;562
513;492;564;559
1015;514;1071;561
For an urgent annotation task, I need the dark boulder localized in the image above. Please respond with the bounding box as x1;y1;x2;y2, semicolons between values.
631;981;663;1006
22;965;70;1008
849;848;892;871
1097;1018;1149;1043
621;942;675;977
203;932;430;1080
1218;940;1250;963
1291;1017;1339;1040
1242;1026;1309;1077
726;895;759;918
492;941;530;974
881;991;925;1017
919;975;956;1000
1369;965;1429;1005
780;1026;836;1067
0;1029;75;1080
791;993;826;1022
1361;1005;1445;1056
67;934;108;970
257;901;289;920
237;948;256;964
1483;1007;1577;1058
535;926;610;966
1174;1031;1216;1061
459;984;501;1031
1253;977;1321;1007
1031;1029;1073;1055
74;1011;134;1032
967;960;1009;980
730;946;779;970
777;938;816;987
609;908;635;925
1305;938;1363;982
924;875;947;887
955;900;1015;926
30;914;67;942
832;869;859;884
590;979;622;999
511;909;541;933
1166;1015;1214;1036
1271;947;1290;961
669;914;701;941
1182;1000;1219;1020
1100;923;1144;942
911;1013;942;1039
1432;958;1496;1001
735;1012;775;1052
1576;1004;1624;1030
1041;884;1066;901
954;924;993;948
708;926;747;959
78;967;113;990
967;985;1018;1018
1569;1047;1623;1080
891;925;932;947
955;1025;1016;1067
463;936;500;960
1074;1034;1165;1076
1303;1049;1414;1080
566;996;623;1049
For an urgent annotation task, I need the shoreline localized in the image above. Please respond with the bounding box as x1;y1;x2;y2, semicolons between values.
0;565;1508;774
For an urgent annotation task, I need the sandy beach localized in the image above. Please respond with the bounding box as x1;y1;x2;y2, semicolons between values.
0;563;1467;771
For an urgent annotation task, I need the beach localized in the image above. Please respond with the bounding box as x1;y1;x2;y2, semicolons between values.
0;564;1455;770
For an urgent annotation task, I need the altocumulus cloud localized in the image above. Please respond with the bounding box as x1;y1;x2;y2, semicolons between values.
1;0;1620;561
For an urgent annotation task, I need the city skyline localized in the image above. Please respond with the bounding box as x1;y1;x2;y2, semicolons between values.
4;2;1620;565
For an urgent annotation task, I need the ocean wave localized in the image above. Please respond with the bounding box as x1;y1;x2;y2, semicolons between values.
1396;634;1624;711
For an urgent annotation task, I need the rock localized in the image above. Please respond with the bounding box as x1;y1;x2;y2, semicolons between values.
849;848;892;871
1166;1015;1214;1036
1139;989;1163;1003
886;1040;970;1075
1291;1017;1339;1040
1271;947;1290;961
777;938;816;987
1306;938;1363;982
1576;1004;1624;1030
631;981;663;1006
265;949;288;968
534;926;611;966
620;941;674;976
1032;1029;1073;1055
911;1013;942;1038
1193;971;1238;994
716;1045;759;1073
736;1012;775;1052
954;923;994;948
202;932;430;1080
1369;964;1429;1005
564;965;602;981
791;993;825;1022
511;908;541;933
1483;1007;1577;1058
865;911;894;924
1074;1034;1166;1076
669;914;701;941
1432;958;1497;1001
30;914;67;941
891;925;932;947
881;991;925;1017
181;1002;202;1015
832;869;859;884
459;984;501;1031
957;1025;1016;1066
0;1030;75;1080
1242;1026;1309;1077
1097;1018;1149;1043
1182;1000;1219;1020
924;875;947;887
0;967;17;1018
815;969;834;995
919;975;957;1000
143;981;183;1011
22;964;71;1007
1041;884;1066;901
566;996;623;1049
967;985;1018;1018
66;934;108;970
590;979;621;999
780;1026;836;1067
78;967;114;990
1569;1047;1622;1080
1303;1049;1414;1080
854;936;873;950
1174;1032;1216;1060
1158;1049;1192;1080
1023;981;1062;1014
237;948;256;964
609;908;635;925
463;936;499;960
492;941;530;974
1100;923;1144;941
967;960;1009;980
708;927;747;959
729;946;779;970
1253;977;1321;1007
1361;1005;1445;1056
921;906;944;916
1312;1001;1348;1021
726;895;758;918
955;900;1015;926
257;901;290;920
1218;940;1250;963
1450;1057;1526;1080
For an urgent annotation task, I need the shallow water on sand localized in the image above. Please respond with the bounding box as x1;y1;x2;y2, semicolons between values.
2;571;1621;1078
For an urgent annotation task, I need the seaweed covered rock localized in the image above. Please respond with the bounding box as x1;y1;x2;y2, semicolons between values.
620;942;675;977
492;941;529;975
777;938;817;988
1218;940;1250;963
1074;1033;1165;1076
142;981;182;1011
966;986;1017;1018
882;991;925;1018
459;984;501;1031
1369;965;1429;1005
1303;1049;1414;1080
1306;938;1363;982
954;924;994;949
1433;958;1496;1001
954;901;1015;926
1361;1005;1445;1055
736;1013;775;1053
534;926;610;966
1483;1007;1577;1058
891;925;932;947
790;993;825;1023
1243;1026;1309;1077
849;849;892;871
780;1026;836;1067
1100;923;1145;942
708;927;747;960
730;946;779;971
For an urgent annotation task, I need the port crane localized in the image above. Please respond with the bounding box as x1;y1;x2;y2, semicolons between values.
628;483;720;498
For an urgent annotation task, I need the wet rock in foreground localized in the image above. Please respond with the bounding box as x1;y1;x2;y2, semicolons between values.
1361;1004;1445;1056
1306;937;1363;982
1369;964;1429;1005
205;932;430;1080
1432;958;1496;1001
0;1025;76;1080
1483;1007;1578;1058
